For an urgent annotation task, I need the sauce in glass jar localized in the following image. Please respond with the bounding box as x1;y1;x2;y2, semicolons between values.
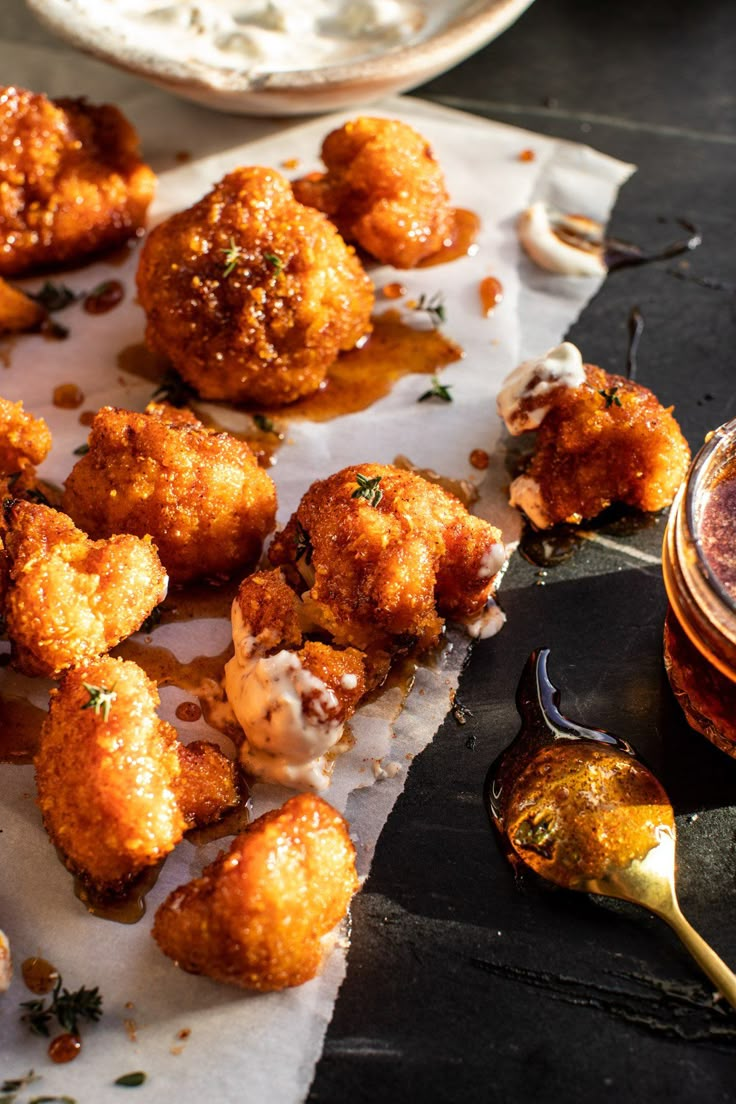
662;418;736;756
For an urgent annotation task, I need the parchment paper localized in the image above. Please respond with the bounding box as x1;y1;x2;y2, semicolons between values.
0;40;634;1103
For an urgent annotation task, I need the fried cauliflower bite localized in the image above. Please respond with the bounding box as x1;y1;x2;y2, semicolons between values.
0;396;51;474
152;793;359;991
0;86;155;276
3;499;167;678
292;117;454;269
136;166;374;406
35;656;239;893
224;569;370;790
62;404;276;583
269;463;507;654
498;343;691;529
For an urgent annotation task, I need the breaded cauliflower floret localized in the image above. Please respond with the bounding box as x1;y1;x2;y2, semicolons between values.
136;166;374;406
35;656;239;893
0;86;155;276
3;499;167;677
0;395;51;474
224;569;369;790
62;404;277;583
293;117;453;269
498;345;691;528
152;793;359;991
269;463;506;654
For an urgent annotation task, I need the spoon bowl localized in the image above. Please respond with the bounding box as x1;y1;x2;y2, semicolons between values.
487;649;736;1009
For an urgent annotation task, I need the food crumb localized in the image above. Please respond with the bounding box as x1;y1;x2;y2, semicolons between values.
282;157;300;170
382;282;406;300
371;758;402;781
469;448;489;471
519;148;535;162
124;1018;138;1043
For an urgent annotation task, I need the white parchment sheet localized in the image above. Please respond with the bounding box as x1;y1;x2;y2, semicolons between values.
0;41;634;1103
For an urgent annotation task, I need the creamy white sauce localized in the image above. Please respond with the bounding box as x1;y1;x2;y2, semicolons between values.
69;0;431;75
461;598;506;640
477;541;507;580
497;342;585;434
225;601;346;791
508;474;552;530
518;202;607;277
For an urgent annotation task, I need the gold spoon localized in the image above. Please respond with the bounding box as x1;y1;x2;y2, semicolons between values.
486;648;736;1010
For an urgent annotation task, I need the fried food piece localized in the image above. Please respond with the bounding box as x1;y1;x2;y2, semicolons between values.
3;499;167;677
152;793;359;991
0;396;51;474
136;166;374;406
0;277;45;332
224;568;369;790
35;656;239;893
0;86;155;276
269;463;507;654
293;117;453;269
498;343;691;528
63;405;276;583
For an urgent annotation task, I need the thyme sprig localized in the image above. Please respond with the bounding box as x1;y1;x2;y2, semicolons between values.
264;252;284;276
222;237;243;277
294;521;313;565
81;683;117;723
598;386;622;408
351;473;383;508
28;282;79;313
417;376;453;403
413;292;446;328
20;977;102;1037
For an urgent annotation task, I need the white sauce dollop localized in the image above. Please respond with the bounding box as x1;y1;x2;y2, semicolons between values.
508;474;552;530
497;342;585;435
224;602;345;791
518;202;607;277
68;0;429;75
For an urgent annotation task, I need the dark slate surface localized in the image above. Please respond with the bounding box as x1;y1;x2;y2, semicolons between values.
310;1;736;1100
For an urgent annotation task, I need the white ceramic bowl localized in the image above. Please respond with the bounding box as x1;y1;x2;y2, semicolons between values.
24;0;535;116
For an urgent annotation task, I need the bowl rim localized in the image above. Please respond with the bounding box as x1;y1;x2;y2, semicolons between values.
25;0;535;95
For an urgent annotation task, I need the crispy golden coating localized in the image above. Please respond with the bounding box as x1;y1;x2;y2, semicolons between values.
269;464;505;653
136;166;374;406
152;793;359;990
515;365;691;527
35;656;238;893
174;739;241;830
293;117;453;269
0;396;51;474
0;86;155;276
62;405;276;583
0;277;45;332
3;499;167;677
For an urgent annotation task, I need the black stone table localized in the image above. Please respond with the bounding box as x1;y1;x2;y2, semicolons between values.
310;1;736;1100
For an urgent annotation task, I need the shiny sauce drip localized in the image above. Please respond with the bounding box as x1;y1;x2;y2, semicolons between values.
418;208;480;267
52;382;85;409
22;955;59;994
479;276;504;317
49;1032;82;1063
0;693;45;763
74;860;164;924
83;279;124;315
113;639;233;693
486;650;672;886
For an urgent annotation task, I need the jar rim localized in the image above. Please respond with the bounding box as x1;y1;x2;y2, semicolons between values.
685;416;736;617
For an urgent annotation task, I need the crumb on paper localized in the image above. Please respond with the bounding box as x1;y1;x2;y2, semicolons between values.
371;758;402;781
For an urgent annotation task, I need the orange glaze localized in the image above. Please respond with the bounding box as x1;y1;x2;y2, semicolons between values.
418;208;480;267
48;1033;81;1063
22;956;59;994
479;276;504;317
52;382;84;409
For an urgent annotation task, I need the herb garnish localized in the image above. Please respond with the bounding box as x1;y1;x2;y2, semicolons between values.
598;386;622;408
113;1073;147;1088
73;443;89;456
417;377;453;403
28;282;79;312
1;1071;40;1093
294;521;313;565
28;1096;77;1103
20;977;102;1037
413;292;446;328
222;237;243;277
151;370;197;408
81;683;117;723
5;473;51;507
351;473;383;507
139;604;164;634
253;413;276;434
264;252;284;276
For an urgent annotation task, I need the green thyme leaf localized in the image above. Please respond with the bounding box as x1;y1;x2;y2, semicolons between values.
414;292;446;328
294;521;313;565
264;252;284;275
73;443;90;456
417;376;453;403
139;604;164;634
81;684;117;723
2;1071;39;1092
28;281;79;312
114;1073;147;1088
222;237;243;277
598;386;622;408
151;370;197;408
351;473;383;508
253;413;276;434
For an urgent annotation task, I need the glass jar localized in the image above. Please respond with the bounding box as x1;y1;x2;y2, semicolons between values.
662;417;736;757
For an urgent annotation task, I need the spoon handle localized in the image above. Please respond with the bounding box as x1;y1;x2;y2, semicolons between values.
659;901;736;1011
